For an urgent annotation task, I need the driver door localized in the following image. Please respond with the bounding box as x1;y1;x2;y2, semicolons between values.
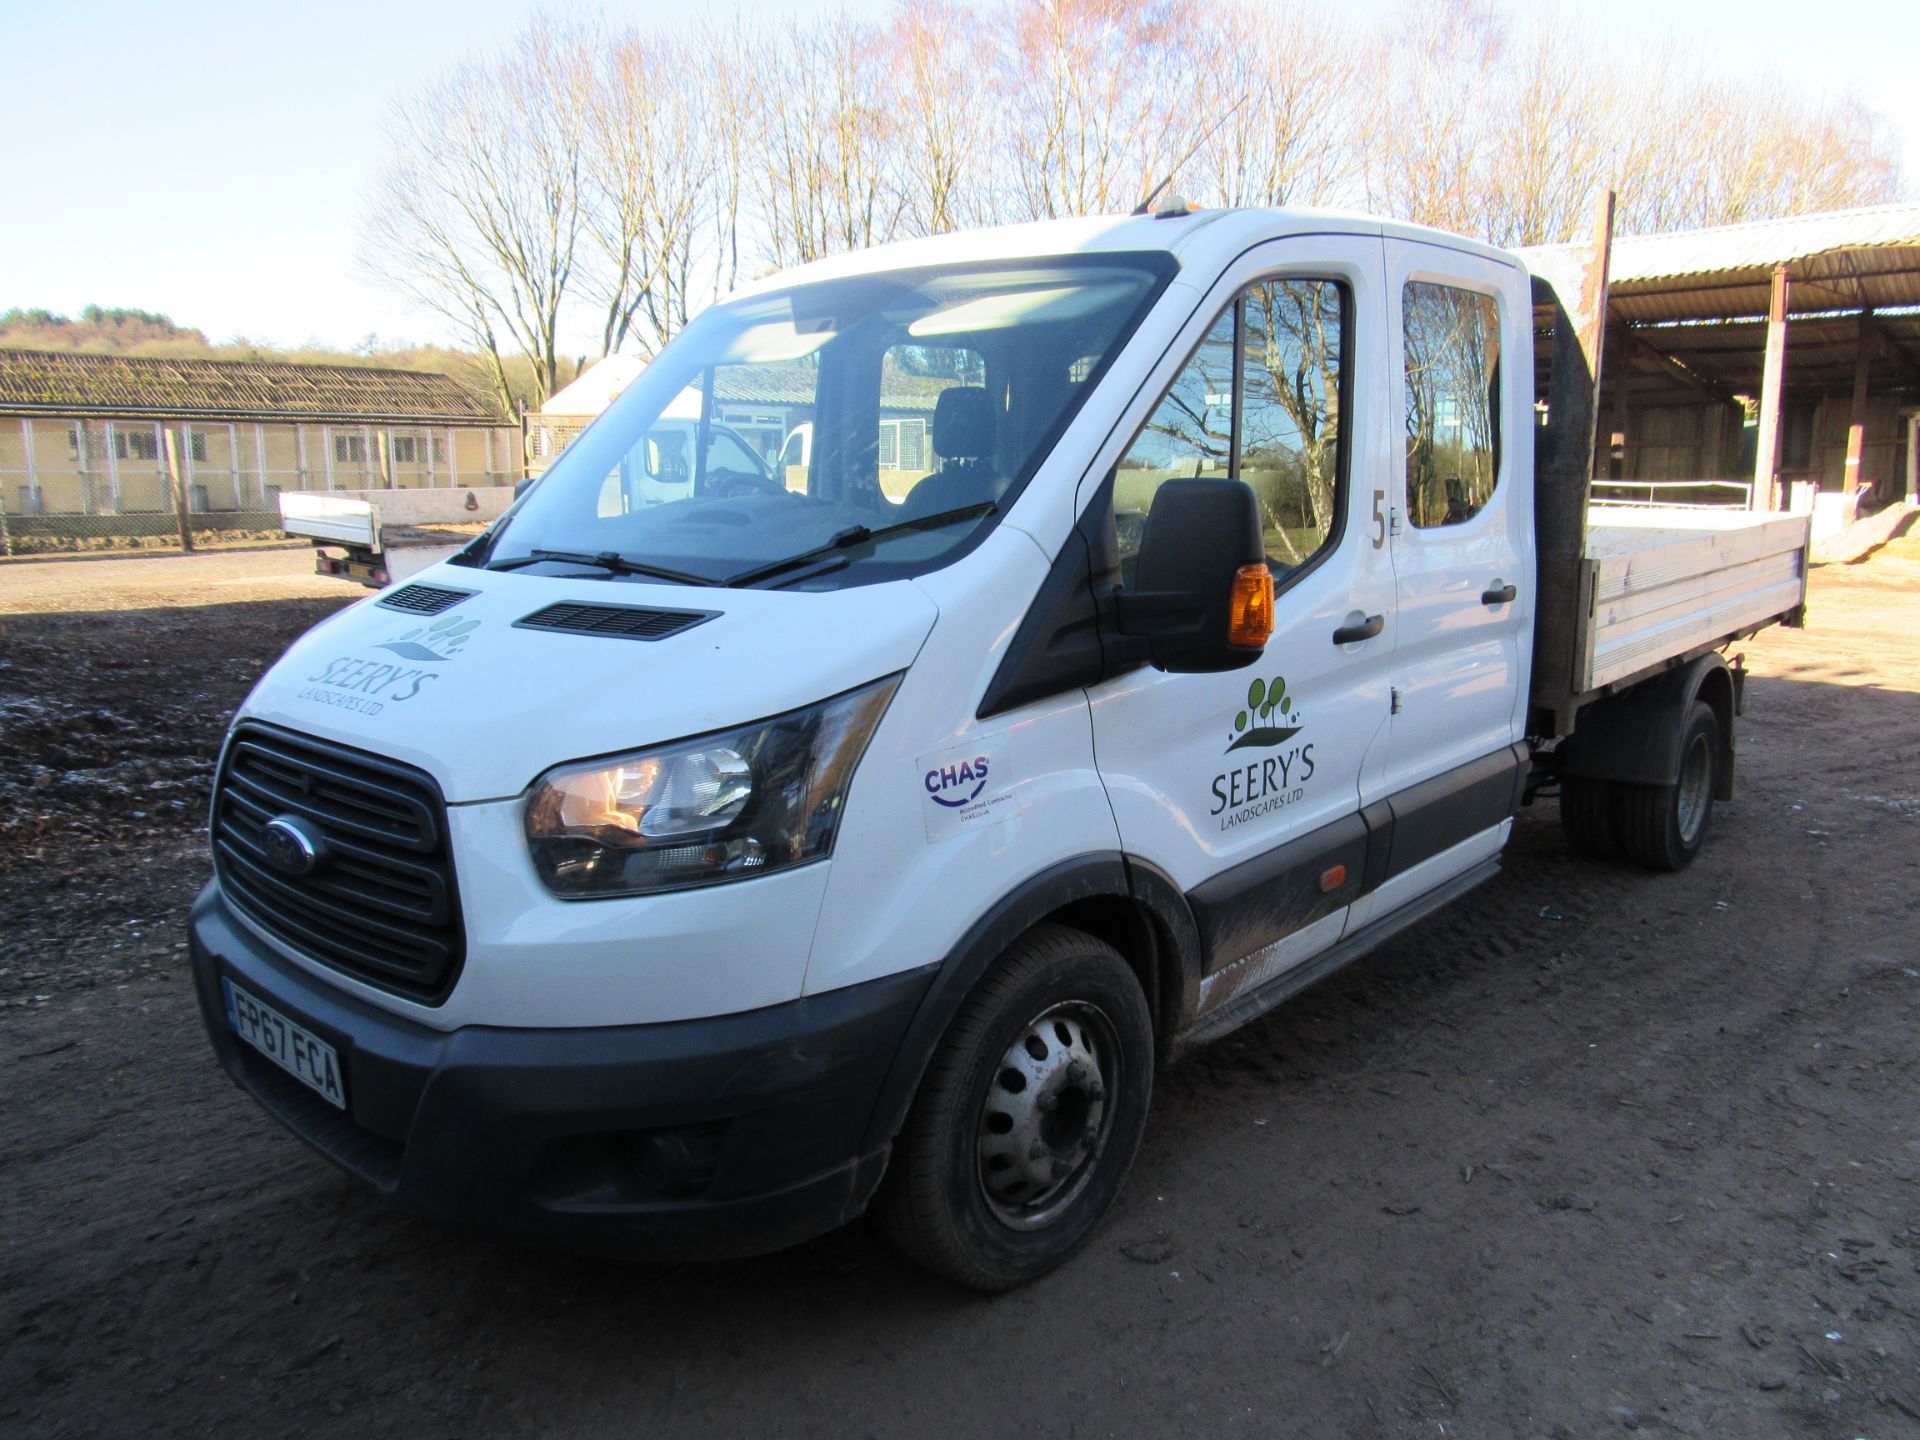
1085;235;1396;1001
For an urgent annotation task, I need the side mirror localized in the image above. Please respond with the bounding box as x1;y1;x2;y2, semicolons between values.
514;476;537;501
1113;479;1272;673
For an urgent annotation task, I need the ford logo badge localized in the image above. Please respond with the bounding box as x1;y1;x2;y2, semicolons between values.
262;816;329;878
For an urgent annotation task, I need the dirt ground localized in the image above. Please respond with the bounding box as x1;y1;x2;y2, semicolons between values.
2;538;1917;1440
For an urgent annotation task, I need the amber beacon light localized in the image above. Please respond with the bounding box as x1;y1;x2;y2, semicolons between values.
1227;563;1275;647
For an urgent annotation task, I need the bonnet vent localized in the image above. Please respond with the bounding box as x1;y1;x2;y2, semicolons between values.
377;583;474;616
515;601;717;641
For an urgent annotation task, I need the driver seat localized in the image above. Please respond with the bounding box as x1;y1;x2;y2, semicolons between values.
900;387;1003;520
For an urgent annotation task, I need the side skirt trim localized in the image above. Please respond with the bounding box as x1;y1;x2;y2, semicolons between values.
1173;856;1500;1052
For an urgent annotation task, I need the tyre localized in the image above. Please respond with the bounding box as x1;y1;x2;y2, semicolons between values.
879;923;1154;1291
1613;701;1718;871
1559;775;1618;860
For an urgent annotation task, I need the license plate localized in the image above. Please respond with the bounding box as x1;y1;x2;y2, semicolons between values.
222;978;346;1110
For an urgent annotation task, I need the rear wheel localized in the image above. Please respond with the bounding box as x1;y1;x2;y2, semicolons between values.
1614;701;1719;871
1559;775;1619;860
880;923;1153;1291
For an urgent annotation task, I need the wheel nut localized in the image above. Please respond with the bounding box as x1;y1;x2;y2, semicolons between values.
1037;1093;1058;1114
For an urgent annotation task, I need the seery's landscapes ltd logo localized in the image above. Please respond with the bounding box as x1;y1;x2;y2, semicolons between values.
1210;673;1315;831
298;616;481;718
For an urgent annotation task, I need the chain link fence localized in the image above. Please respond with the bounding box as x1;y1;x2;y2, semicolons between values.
0;417;519;556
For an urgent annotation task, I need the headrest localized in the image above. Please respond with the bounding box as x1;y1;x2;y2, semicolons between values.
932;386;993;461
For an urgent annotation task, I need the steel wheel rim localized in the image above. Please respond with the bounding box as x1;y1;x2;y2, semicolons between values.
975;1001;1119;1232
1676;731;1713;844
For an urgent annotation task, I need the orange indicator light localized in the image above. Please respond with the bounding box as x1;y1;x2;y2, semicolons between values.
1227;563;1275;648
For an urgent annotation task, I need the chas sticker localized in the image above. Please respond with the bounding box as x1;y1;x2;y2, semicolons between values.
917;732;1013;842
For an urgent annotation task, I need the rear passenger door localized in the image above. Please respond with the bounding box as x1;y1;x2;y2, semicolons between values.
1350;241;1532;922
1086;236;1396;1000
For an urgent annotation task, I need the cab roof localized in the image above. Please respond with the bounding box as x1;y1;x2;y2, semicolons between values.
727;207;1521;300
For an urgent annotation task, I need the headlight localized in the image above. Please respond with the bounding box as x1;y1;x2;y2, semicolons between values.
524;675;900;898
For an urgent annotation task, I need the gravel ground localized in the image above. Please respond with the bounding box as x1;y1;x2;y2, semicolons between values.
2;541;1918;1439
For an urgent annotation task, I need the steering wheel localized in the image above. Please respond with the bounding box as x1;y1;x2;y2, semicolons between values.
711;468;790;500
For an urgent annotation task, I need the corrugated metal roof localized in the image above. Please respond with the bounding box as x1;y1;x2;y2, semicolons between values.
0;349;503;424
1522;203;1920;323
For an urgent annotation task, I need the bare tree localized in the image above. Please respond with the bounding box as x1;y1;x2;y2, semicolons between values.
359;0;1909;403
583;27;718;359
1479;18;1613;246
361;16;593;414
1360;0;1508;234
888;0;992;235
1188;1;1362;210
755;14;906;267
695;11;753;299
1002;0;1200;220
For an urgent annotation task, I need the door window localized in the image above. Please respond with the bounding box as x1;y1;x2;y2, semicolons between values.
1240;280;1346;569
1115;280;1348;584
1402;282;1500;528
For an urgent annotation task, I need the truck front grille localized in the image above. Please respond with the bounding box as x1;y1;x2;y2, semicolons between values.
211;725;464;1001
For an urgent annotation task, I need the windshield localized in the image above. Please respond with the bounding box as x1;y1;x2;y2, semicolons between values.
482;253;1176;589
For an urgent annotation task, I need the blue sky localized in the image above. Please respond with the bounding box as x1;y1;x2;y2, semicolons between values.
2;0;1914;350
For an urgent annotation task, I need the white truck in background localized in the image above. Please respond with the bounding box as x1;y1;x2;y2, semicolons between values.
280;488;516;589
195;205;1810;1290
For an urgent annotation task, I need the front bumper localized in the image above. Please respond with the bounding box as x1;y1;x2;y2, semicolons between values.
188;881;935;1261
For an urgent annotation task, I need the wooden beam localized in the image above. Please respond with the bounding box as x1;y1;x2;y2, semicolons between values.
1862;313;1920;387
1752;264;1789;511
1622;332;1735;404
1609;325;1631;480
1844;308;1872;499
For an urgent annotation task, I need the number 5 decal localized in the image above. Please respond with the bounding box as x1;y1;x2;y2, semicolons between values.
1371;489;1387;549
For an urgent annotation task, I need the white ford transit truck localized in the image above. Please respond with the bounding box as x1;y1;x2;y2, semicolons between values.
190;207;1810;1289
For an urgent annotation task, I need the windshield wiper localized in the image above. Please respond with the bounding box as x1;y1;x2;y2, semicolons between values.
724;502;997;588
490;549;713;586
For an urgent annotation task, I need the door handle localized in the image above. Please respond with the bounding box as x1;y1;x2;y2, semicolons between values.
1332;614;1385;645
1481;583;1517;606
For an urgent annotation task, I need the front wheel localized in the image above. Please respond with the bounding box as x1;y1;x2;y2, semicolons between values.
879;924;1154;1290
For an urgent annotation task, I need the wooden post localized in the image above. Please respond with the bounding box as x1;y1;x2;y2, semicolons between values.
377;427;394;488
1843;308;1872;507
18;417;39;516
1752;263;1790;511
162;426;194;552
1907;414;1919;505
1529;188;1615;733
103;420;122;514
181;423;196;517
1609;325;1631;482
73;420;93;514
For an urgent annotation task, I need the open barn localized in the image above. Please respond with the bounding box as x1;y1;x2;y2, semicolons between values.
1527;203;1920;524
